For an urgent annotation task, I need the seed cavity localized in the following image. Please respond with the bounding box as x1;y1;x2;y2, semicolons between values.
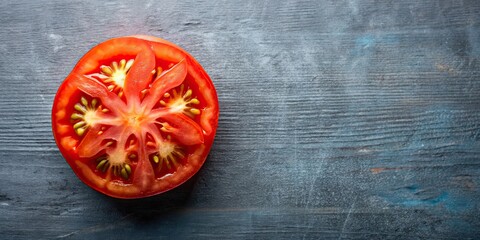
160;84;201;118
95;156;133;180
96;157;109;172
152;137;184;171
71;97;99;136
97;59;134;97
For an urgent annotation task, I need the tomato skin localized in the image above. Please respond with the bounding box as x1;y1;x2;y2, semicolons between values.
52;36;219;199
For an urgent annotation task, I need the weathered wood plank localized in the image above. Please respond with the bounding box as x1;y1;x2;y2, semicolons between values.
0;0;479;239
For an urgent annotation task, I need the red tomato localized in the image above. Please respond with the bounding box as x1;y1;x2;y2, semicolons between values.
51;36;219;199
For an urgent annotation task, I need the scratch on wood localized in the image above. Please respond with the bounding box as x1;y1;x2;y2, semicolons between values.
338;202;355;240
55;213;134;238
370;162;480;174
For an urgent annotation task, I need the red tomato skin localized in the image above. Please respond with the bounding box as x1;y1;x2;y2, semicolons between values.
51;37;219;199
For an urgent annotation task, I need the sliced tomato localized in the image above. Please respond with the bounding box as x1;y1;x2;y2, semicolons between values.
52;37;219;199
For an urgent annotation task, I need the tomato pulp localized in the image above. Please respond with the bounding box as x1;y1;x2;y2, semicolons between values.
51;36;219;199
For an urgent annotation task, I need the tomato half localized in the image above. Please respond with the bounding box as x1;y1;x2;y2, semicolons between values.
51;36;219;199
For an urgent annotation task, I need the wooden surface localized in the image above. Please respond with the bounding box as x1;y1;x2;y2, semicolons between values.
1;0;480;239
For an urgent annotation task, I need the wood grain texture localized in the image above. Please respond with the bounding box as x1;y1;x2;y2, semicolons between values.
1;0;480;239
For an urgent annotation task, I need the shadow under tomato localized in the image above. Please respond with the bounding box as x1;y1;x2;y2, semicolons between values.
102;173;200;222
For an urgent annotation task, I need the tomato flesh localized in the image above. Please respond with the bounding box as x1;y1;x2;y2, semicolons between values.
52;37;219;199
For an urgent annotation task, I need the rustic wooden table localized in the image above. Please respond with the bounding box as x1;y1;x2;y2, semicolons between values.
1;0;479;239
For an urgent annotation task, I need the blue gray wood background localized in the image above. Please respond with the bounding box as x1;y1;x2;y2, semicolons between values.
1;0;479;239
